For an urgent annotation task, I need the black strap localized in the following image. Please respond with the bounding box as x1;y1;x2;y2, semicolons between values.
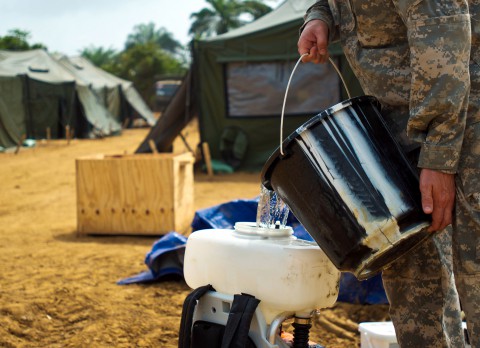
221;293;260;348
178;284;214;348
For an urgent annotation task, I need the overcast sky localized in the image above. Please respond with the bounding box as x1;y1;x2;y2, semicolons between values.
0;0;282;56
0;0;213;56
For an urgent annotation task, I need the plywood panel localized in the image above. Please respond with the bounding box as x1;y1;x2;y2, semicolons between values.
76;153;194;235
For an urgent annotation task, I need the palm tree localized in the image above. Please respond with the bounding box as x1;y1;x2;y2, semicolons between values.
125;22;183;55
189;0;272;38
80;46;118;68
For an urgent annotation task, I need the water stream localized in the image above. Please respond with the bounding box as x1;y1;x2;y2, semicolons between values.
256;184;290;229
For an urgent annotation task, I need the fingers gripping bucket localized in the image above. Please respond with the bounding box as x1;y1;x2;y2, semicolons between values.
261;96;432;280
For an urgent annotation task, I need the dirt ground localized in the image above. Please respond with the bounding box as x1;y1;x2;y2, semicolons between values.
0;125;389;348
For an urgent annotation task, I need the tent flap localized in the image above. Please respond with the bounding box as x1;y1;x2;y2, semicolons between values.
59;55;155;126
0;76;27;147
76;84;121;135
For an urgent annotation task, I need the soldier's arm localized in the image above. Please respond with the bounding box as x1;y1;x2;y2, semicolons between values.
401;0;471;173
400;0;470;231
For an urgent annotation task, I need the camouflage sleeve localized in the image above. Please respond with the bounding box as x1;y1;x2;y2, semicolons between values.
300;0;338;43
401;0;471;173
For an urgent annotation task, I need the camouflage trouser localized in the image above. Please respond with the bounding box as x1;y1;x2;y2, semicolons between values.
382;226;465;348
454;121;480;348
382;121;480;348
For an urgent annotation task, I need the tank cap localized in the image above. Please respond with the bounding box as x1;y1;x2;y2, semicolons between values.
234;222;293;238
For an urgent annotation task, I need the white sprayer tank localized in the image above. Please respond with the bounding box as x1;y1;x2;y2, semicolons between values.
183;222;341;324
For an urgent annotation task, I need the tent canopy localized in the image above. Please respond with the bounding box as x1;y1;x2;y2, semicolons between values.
0;49;76;83
58;56;156;126
191;0;362;171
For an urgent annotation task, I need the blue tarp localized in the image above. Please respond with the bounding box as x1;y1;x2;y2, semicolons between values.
117;232;186;285
118;198;388;305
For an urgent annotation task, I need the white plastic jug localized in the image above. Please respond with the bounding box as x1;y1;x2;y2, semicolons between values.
183;222;340;324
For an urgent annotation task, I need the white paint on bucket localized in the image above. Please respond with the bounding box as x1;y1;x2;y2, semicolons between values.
295;107;412;250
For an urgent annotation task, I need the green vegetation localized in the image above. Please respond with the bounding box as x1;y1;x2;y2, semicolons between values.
190;0;272;38
116;41;185;108
80;22;186;109
0;29;46;51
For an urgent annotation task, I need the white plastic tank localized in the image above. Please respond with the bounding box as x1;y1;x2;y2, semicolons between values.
183;222;340;324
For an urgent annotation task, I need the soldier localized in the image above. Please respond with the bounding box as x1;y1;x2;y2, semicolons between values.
298;1;480;347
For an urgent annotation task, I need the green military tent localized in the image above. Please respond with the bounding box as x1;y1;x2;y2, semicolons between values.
0;49;121;148
190;0;362;170
0;50;155;149
137;0;362;170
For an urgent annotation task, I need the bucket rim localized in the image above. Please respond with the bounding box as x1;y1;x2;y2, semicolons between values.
261;95;380;188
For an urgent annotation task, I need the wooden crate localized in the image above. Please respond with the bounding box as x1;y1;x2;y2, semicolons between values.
76;152;194;235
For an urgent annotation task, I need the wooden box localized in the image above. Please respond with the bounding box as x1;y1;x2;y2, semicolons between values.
76;152;195;235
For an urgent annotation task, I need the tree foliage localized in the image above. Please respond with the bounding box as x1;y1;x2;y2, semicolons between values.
125;23;182;55
189;0;272;38
0;29;46;51
80;24;187;108
79;45;119;73
117;41;185;107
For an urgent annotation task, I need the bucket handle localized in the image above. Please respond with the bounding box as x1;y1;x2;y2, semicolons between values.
280;54;352;156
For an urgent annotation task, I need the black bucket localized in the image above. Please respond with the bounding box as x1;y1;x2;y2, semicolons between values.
261;96;432;280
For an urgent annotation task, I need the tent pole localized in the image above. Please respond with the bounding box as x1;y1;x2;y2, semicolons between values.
179;132;194;153
14;134;26;154
22;75;34;139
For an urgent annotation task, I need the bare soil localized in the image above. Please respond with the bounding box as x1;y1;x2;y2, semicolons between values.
0;126;389;348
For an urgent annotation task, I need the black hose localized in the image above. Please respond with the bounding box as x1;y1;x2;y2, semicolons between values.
292;320;311;348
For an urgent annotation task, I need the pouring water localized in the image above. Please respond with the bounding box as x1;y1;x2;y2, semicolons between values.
256;184;290;229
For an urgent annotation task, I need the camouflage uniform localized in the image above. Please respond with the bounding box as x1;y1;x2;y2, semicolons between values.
303;1;480;347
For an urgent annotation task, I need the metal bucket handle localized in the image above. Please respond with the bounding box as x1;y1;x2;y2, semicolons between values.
280;54;352;156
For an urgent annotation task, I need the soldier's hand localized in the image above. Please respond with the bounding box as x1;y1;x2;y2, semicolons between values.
419;169;456;232
298;20;330;64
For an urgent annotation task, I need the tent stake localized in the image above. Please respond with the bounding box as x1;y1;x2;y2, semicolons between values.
202;142;214;176
14;134;26;155
148;140;158;154
66;125;70;145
